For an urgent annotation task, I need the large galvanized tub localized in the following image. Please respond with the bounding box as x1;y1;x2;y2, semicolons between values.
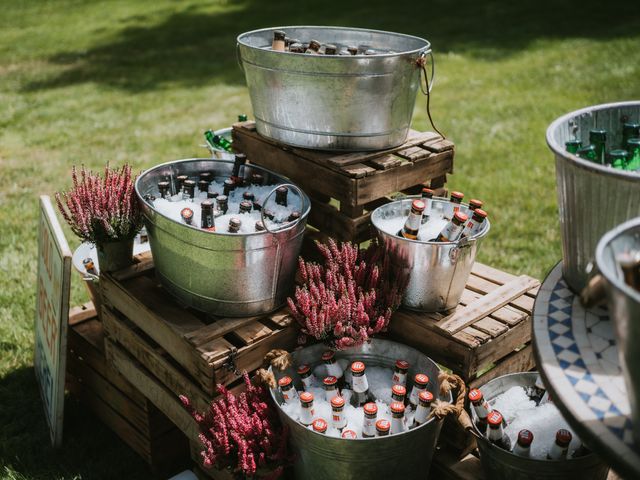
269;338;450;480
371;197;490;312
135;158;310;317
546;101;640;293
471;372;609;480
237;26;432;151
596;216;640;444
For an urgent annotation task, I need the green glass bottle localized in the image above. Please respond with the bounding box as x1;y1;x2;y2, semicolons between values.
204;130;233;152
608;149;629;170
238;114;248;122
589;129;607;164
622;123;640;150
576;145;598;162
626;138;640;171
565;139;582;154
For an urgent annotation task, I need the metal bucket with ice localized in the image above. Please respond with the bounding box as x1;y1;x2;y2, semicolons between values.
135;158;310;317
269;338;450;480
470;372;609;480
371;197;490;312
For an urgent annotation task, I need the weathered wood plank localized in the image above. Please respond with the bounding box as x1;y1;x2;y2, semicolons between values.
112;250;154;281
368;154;402;170
471;318;532;377
68;302;96;326
184;315;263;348
469;345;535;390
459;289;528;327
341;163;378;178
396;145;431;162
231;321;273;345
421;138;455;153
465;274;539;312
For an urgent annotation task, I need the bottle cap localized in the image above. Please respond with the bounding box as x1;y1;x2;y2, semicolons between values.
419;390;434;403
234;153;247;164
472;209;488;219
555;429;572;446
390;401;405;414
184;179;196;187
414;373;429;386
351;361;366;373
411;199;426;212
323;376;338;386
517;429;534;447
224;178;235;187
469;199;483;209
589;129;607;142
347;46;358;55
392;384;406;397
300;392;314;403
243;191;255;200
229;217;241;229
364;402;378;415
331;396;345;408
201;200;214;210
421;188;435;198
217;195;228;203
297;364;311;375
487;410;503;427
341;430;357;439
450;191;464;200
240;200;253;210
273;30;286;41
395;359;410;370
376;419;391;432
468;389;484;402
199;172;212;181
324;44;337;55
255;221;266;232
276;185;288;195
453;211;468;223
180;208;193;221
312;418;327;433
309;40;321;50
321;350;335;361
278;376;292;388
609;149;629;160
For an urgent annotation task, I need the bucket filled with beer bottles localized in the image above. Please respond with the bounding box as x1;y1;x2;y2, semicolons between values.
371;191;490;312
135;157;310;317
546;100;640;293
468;372;609;480
269;338;450;480
237;26;432;151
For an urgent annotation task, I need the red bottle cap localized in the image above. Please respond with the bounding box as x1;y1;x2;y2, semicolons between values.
390;401;405;414
421;188;435;198
312;419;328;433
180;207;193;220
392;384;407;397
411;199;426;212
321;350;335;361
297;364;311;375
341;429;357;439
469;199;483;209
473;208;488;219
555;429;572;446
323;376;338;386
376;419;391;432
451;191;464;200
468;389;484;402
419;390;434;403
364;402;378;415
517;429;534;447
487;410;503;426
277;376;292;388
395;359;410;370
300;392;314;403
351;361;366;373
414;373;429;386
331;396;345;408
454;211;469;224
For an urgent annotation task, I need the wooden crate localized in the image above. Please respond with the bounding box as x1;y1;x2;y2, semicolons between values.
388;262;540;389
66;303;190;477
232;121;454;243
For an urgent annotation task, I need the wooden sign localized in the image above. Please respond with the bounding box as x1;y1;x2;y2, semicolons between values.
35;195;72;447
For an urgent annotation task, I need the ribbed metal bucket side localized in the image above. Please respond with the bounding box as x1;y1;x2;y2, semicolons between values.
472;373;609;480
547;101;640;293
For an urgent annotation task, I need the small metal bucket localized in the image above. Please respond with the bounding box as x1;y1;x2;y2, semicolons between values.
205;127;235;160
596;217;640;444
269;338;450;480
471;372;609;480
546;101;640;293
237;26;433;151
135;158;310;317
371;197;490;312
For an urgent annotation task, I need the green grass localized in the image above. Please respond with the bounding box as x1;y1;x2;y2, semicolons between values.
0;0;639;478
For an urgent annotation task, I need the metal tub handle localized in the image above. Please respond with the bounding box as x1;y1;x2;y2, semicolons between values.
260;183;306;235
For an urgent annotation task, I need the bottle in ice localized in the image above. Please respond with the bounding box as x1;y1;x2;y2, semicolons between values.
608;149;629;169
341;430;357;439
446;191;464;219
255;221;266;232
157;181;170;199
305;39;321;54
216;195;228;215
183;180;196;200
512;429;533;457
330;396;347;432
376;419;391;437
390;401;406;434
231;153;247;184
199;171;213;184
409;373;429;410
228;217;241;233
321;350;345;388
204;131;233;153
412;390;434;428
299;391;315;426
392;359;410;387
323;376;340;401
565;139;582;154
547;429;572;460
460;209;487;239
622;122;640;150
275;185;289;207
239;200;252;214
180;207;194;225
200;200;216;232
277;375;298;405
626;138;640;171
176;175;188;193
576;144;598;161
468;198;483;212
433;211;467;242
272;30;286;52
312;418;328;434
468;388;491;434
350;361;376;407
223;178;236;196
486;410;512;451
324;44;337;55
421;188;434;224
297;363;315;391
362;402;378;438
391;384;407;405
589;129;607;164
198;179;210;193
399;199;425;240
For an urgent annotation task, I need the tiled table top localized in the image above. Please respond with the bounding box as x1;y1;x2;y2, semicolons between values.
533;262;640;478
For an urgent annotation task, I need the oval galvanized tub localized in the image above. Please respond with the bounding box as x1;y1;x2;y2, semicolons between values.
237;26;432;151
546;101;640;293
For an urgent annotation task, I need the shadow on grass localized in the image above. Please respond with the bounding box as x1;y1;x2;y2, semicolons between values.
23;0;640;92
0;366;151;479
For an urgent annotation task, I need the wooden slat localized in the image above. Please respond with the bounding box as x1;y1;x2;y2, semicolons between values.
395;145;431;162
269;310;293;328
421;138;455;153
465;274;539;312
469;344;535;390
368;154;402;170
341;163;377;178
112;250;154;281
231;321;273;345
68;302;96;326
471;318;532;377
471;317;509;338
184;316;263;348
459;289;527;327
471;262;540;297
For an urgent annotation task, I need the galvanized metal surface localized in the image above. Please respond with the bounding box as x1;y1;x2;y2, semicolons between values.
237;26;431;151
371;197;490;312
596;217;640;445
135;158;310;317
471;372;609;480
269;338;450;480
546;101;640;293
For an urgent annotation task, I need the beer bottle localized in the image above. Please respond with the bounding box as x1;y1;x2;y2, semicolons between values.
347;46;358;55
468;388;491;434
288;211;301;223
421;188;434;224
400;199;425;240
275;185;289;207
200;200;216;232
199;171;213;183
390;401;406;434
237;114;248;122
197;180;209;194
468;198;483;212
341;430;357;439
321;350;345;388
350;361;376;407
183;180;196;201
83;258;97;276
512;429;533;457
180;207;194;225
213;133;233;152
409;373;429;410
622;122;640;150
487;411;512;450
376;419;391;437
324;44;337;55
305;40;321;54
608;149;629;169
297;364;315;391
412;390;434;428
460;209;488;239
576;145;598;162
216;195;228;215
228;217;241;233
289;42;305;53
565;139;582;154
433;211;468;242
547;429;572;460
330;396;347;432
263;209;275;221
617;252;640;290
449;191;464;218
243;191;255;204
299;392;315;426
392;359;410;387
323;376;339;401
223;178;236;196
589;129;607;164
239;200;253;214
207;191;218;200
362;403;378;438
157;181;170;199
626;138;640;171
312;418;328;434
251;173;264;186
277;375;298;404
176;175;189;193
231;153;247;184
272;30;286;52
255;221;266;232
391;384;407;406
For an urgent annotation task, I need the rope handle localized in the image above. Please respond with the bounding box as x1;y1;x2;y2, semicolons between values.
429;371;474;432
416;53;446;140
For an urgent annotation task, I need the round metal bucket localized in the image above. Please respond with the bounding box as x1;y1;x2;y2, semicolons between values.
596;217;640;444
371;197;490;312
546;101;640;293
471;372;609;480
269;338;450;480
135;158;310;317
237;26;432;151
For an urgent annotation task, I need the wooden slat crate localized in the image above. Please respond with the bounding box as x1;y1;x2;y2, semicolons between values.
388;262;540;389
232;121;454;243
66;303;190;477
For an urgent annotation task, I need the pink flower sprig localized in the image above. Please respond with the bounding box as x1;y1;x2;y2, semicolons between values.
181;372;291;479
287;238;408;349
56;163;142;243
